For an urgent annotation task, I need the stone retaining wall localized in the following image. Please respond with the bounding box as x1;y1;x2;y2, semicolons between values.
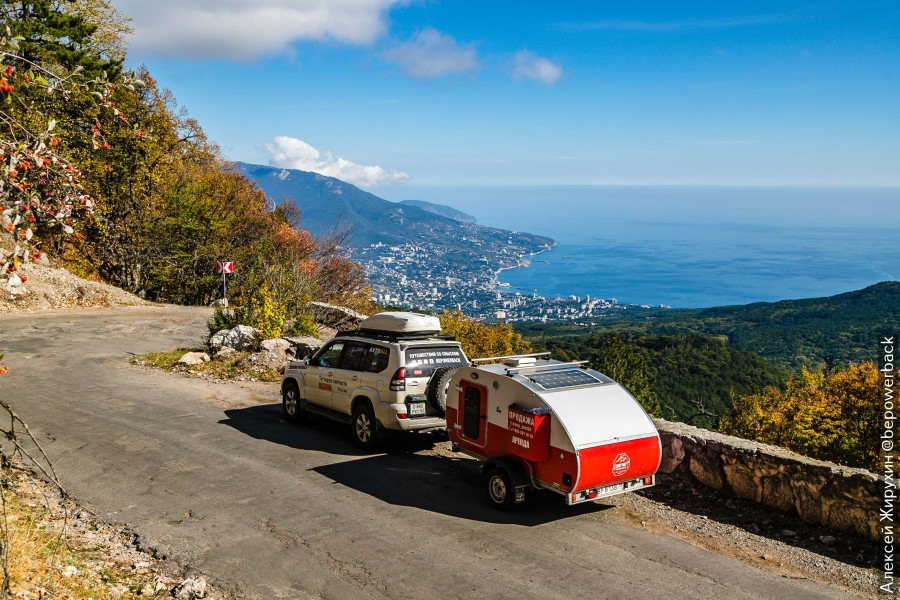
653;418;880;540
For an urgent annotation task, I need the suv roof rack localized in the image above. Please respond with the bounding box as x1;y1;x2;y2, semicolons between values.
336;329;457;343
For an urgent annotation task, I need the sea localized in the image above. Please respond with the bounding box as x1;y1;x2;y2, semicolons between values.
382;186;900;308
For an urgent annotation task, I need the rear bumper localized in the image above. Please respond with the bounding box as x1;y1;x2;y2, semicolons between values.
567;475;655;505
378;401;446;431
574;434;662;491
395;415;446;432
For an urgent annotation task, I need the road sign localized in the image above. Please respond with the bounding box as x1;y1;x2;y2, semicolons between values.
217;261;234;274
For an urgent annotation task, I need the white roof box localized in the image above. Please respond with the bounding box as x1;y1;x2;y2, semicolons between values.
359;312;441;335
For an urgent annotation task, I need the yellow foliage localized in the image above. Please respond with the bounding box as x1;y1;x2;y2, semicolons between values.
721;362;881;470
439;310;531;359
252;285;286;340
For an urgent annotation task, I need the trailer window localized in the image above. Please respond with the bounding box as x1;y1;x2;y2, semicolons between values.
463;386;482;439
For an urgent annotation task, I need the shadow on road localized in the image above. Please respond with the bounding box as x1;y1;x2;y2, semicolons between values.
220;402;363;456
220;403;610;526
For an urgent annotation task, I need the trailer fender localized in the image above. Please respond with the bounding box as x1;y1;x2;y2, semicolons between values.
481;456;531;502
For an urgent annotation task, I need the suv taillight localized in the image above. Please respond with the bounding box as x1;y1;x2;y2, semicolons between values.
390;367;406;391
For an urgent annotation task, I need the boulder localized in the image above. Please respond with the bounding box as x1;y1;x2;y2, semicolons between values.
258;338;292;367
283;336;322;359
209;324;258;350
177;352;210;366
260;338;292;358
4;272;26;296
172;577;206;600
215;347;237;358
306;301;367;330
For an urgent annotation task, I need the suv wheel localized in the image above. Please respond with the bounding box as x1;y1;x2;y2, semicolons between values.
282;381;305;423
426;366;459;414
351;403;382;451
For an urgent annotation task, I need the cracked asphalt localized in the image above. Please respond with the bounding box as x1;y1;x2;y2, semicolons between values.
0;306;860;599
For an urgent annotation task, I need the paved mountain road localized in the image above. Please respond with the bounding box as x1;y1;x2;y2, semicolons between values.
0;307;852;599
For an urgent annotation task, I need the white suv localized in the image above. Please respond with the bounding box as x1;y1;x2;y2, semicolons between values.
281;312;468;449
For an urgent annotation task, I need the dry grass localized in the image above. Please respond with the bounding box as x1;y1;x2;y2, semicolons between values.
129;349;282;383
3;475;170;599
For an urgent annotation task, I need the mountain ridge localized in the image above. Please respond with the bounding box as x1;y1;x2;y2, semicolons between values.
235;162;541;248
398;199;476;223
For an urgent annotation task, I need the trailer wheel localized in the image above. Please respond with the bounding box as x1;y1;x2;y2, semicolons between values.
484;466;517;510
426;366;458;414
282;381;305;423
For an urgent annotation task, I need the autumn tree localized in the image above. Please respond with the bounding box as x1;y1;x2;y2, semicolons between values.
439;310;531;359
0;1;129;282
2;1;371;337
721;362;880;470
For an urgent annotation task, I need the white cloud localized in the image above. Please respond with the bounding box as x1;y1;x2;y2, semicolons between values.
113;0;403;60
512;50;562;85
383;28;479;78
263;136;410;188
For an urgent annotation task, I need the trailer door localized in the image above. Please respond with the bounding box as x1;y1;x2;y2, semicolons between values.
459;381;487;447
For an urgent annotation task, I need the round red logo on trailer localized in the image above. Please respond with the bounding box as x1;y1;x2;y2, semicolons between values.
612;452;631;476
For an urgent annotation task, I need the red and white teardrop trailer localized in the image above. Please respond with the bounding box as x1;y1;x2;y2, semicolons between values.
446;353;662;509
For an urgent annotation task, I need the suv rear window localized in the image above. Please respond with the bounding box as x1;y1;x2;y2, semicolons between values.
404;346;467;377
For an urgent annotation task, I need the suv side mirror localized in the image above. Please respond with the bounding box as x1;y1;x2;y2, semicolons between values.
304;356;312;366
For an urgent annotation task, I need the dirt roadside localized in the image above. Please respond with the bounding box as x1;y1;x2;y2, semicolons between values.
0;260;146;314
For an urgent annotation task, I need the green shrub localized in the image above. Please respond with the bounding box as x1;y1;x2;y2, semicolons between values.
286;313;318;338
207;307;247;338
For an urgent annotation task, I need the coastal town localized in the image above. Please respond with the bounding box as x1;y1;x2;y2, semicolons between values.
353;239;670;322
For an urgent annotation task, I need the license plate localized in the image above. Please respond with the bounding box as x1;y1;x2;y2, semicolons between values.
597;483;625;496
409;402;426;416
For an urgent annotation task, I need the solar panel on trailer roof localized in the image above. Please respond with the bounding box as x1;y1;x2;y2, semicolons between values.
527;369;602;390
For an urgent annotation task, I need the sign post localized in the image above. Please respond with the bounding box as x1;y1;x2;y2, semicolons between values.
216;260;234;307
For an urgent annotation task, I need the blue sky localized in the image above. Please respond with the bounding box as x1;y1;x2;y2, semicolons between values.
113;1;900;188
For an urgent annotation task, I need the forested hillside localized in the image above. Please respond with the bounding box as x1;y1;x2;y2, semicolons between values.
521;282;899;371
540;332;787;429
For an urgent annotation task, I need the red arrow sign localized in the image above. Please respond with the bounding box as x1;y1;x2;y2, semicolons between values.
217;261;234;274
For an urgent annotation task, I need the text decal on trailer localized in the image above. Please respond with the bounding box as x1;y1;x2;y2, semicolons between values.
612;452;631;476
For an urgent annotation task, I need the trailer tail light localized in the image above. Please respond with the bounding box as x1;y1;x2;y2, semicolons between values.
390;368;406;391
643;476;653;485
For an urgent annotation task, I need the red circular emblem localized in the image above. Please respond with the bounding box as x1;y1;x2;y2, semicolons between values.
612;452;631;476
